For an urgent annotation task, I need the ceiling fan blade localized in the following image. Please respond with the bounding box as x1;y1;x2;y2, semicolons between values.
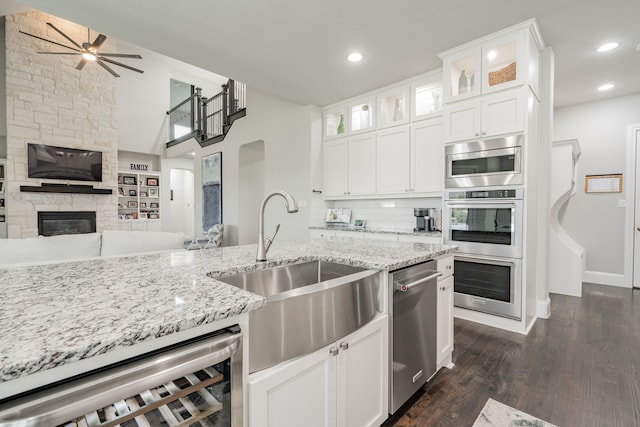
46;22;83;50
76;59;87;70
96;59;120;77
37;51;82;55
19;30;80;52
100;57;144;74
97;53;142;59
91;34;107;50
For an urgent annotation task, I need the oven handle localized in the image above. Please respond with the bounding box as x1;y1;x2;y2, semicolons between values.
394;271;442;292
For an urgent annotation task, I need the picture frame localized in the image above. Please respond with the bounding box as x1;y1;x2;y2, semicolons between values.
0;198;5;208
150;202;159;208
122;176;136;185
0;164;4;179
118;187;125;196
140;202;147;208
129;189;137;197
127;201;138;208
146;177;158;186
0;182;3;192
149;187;158;197
118;175;123;184
1;215;7;222
139;191;148;198
353;218;366;229
148;213;159;219
139;212;147;219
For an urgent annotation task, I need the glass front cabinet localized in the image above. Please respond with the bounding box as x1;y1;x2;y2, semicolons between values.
441;28;529;104
411;75;443;121
324;104;348;140
377;86;410;129
349;97;375;134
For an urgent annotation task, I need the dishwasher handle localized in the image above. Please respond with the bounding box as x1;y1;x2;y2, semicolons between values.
394;271;442;292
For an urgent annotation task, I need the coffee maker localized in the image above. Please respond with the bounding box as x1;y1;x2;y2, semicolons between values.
414;208;439;232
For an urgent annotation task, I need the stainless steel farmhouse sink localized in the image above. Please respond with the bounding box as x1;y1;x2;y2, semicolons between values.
216;260;382;373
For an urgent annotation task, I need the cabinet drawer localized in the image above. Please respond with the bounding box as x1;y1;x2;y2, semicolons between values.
436;255;454;280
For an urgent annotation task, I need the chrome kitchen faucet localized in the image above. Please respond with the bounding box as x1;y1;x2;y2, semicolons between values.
256;191;299;261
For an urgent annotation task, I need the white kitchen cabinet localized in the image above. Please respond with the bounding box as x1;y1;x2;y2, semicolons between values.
349;97;375;134
411;117;444;195
411;73;443;122
376;125;411;195
347;133;377;196
441;28;529;104
324;104;348;140
443;88;525;143
248;315;388;427
377;85;410;129
323;138;349;198
436;255;454;369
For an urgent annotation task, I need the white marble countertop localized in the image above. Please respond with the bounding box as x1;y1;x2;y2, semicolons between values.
0;237;455;392
309;225;442;237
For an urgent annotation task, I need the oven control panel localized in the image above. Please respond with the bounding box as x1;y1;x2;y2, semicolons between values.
446;188;522;200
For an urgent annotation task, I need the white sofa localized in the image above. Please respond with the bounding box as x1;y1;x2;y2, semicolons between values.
0;230;185;267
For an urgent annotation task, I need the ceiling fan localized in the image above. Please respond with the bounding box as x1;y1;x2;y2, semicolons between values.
19;22;144;77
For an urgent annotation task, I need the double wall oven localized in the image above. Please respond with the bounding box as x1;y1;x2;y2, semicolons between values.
443;135;524;320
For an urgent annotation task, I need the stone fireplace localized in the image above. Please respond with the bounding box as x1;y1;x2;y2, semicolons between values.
38;211;97;236
4;12;119;238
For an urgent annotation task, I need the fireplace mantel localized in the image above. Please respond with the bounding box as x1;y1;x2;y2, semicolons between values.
20;184;113;195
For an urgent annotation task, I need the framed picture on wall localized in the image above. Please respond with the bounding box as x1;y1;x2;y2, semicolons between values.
140;191;148;198
127;201;138;208
149;188;158;197
140;202;147;208
146;177;158;186
150;202;159;208
122;176;136;185
129;189;137;196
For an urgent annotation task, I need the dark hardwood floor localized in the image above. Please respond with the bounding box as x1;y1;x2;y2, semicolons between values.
384;283;640;426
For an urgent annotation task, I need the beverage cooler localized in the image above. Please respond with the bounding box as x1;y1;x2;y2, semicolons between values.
0;326;243;427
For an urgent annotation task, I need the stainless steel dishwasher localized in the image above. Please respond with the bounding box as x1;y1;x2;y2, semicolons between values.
389;260;441;414
0;326;243;427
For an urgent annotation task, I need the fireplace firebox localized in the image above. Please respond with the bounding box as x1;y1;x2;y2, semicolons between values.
38;211;96;236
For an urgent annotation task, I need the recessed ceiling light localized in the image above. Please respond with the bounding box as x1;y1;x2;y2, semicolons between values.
598;83;614;91
347;52;363;63
597;42;620;53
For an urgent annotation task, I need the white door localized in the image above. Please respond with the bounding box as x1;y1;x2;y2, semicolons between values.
336;315;388;427
169;169;194;236
248;344;337;427
633;128;640;287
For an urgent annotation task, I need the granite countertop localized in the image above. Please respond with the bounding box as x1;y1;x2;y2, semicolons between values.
309;225;442;237
0;237;455;390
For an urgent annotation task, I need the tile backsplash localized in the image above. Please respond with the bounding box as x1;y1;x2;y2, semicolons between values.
312;197;443;231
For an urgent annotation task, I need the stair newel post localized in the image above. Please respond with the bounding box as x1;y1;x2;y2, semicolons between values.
201;96;208;142
221;83;228;128
228;79;236;114
194;87;202;135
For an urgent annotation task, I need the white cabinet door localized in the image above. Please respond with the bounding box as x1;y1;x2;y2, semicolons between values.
411;117;444;195
249;344;337;427
376;125;411;195
337;315;388;427
481;89;525;138
323;138;348;198
443;99;480;143
348;133;377;196
437;275;454;368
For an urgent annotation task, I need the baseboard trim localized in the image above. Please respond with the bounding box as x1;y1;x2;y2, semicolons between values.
537;297;551;319
583;270;629;288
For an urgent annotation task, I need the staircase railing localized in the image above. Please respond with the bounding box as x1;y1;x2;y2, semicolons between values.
166;80;246;148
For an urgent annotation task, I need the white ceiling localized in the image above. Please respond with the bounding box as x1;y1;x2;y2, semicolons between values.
4;0;640;108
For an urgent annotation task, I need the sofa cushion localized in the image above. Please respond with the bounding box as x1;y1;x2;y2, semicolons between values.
0;233;102;266
100;230;185;256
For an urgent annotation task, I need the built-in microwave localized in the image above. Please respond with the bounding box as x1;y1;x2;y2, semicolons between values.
445;135;524;188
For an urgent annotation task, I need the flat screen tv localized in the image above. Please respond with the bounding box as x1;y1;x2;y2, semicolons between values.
27;144;103;182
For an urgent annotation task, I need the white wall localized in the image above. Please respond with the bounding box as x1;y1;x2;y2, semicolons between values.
554;93;640;276
179;86;318;246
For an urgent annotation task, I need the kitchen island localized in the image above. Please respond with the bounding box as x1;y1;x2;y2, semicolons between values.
0;237;455;402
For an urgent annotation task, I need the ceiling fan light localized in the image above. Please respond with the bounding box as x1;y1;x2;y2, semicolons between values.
82;52;97;61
